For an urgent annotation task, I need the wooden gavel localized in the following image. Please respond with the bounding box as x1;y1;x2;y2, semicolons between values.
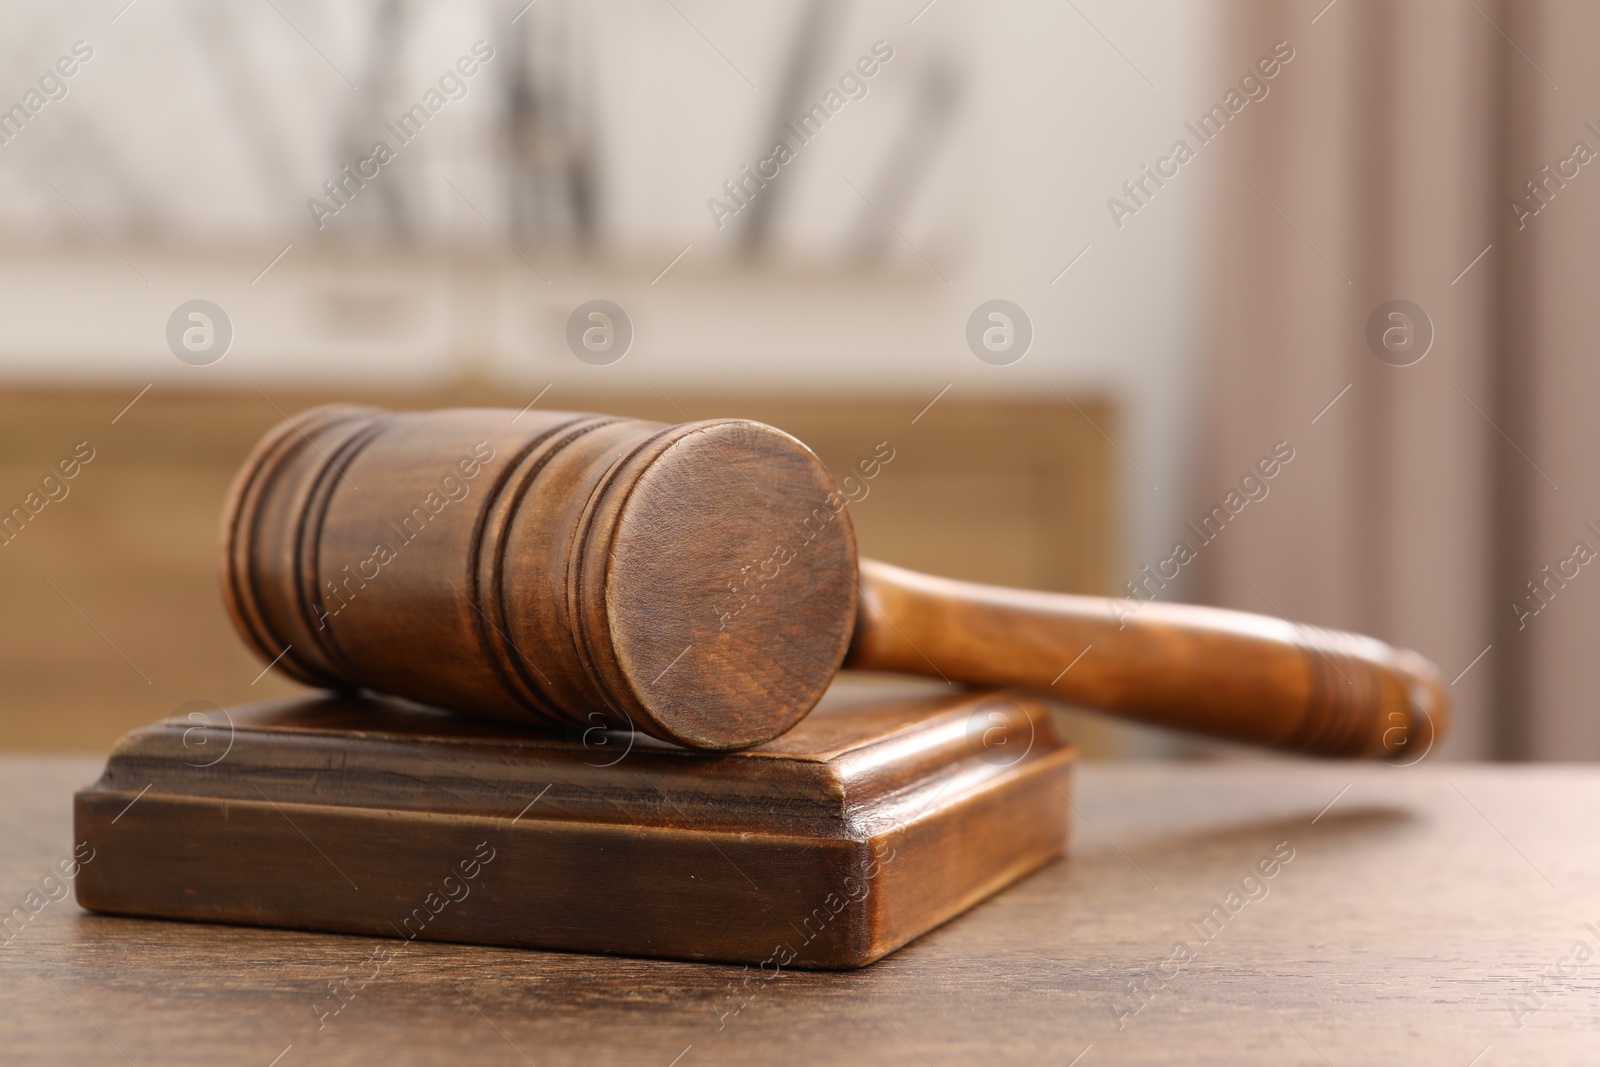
221;405;1446;757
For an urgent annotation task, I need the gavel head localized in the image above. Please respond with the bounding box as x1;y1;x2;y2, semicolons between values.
221;405;860;750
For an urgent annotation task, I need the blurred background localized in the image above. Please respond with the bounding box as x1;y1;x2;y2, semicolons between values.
0;0;1591;760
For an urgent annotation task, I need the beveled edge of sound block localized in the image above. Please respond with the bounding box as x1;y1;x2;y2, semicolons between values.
74;682;1073;969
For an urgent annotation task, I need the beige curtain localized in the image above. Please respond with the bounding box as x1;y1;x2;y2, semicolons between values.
1194;0;1597;759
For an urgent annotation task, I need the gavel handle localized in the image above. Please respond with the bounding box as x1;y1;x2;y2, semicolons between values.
844;559;1447;758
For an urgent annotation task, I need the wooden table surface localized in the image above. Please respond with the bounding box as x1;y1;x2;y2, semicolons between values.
3;756;1597;1066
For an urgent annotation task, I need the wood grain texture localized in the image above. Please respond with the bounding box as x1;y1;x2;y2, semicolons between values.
72;685;1072;969
849;559;1448;759
11;757;1600;1064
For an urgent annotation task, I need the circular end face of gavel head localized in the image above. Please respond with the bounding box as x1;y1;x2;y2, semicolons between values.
576;419;859;751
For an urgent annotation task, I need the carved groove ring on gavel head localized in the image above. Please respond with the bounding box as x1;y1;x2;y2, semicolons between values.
221;405;859;751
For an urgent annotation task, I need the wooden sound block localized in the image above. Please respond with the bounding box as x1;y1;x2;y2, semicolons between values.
73;683;1072;969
